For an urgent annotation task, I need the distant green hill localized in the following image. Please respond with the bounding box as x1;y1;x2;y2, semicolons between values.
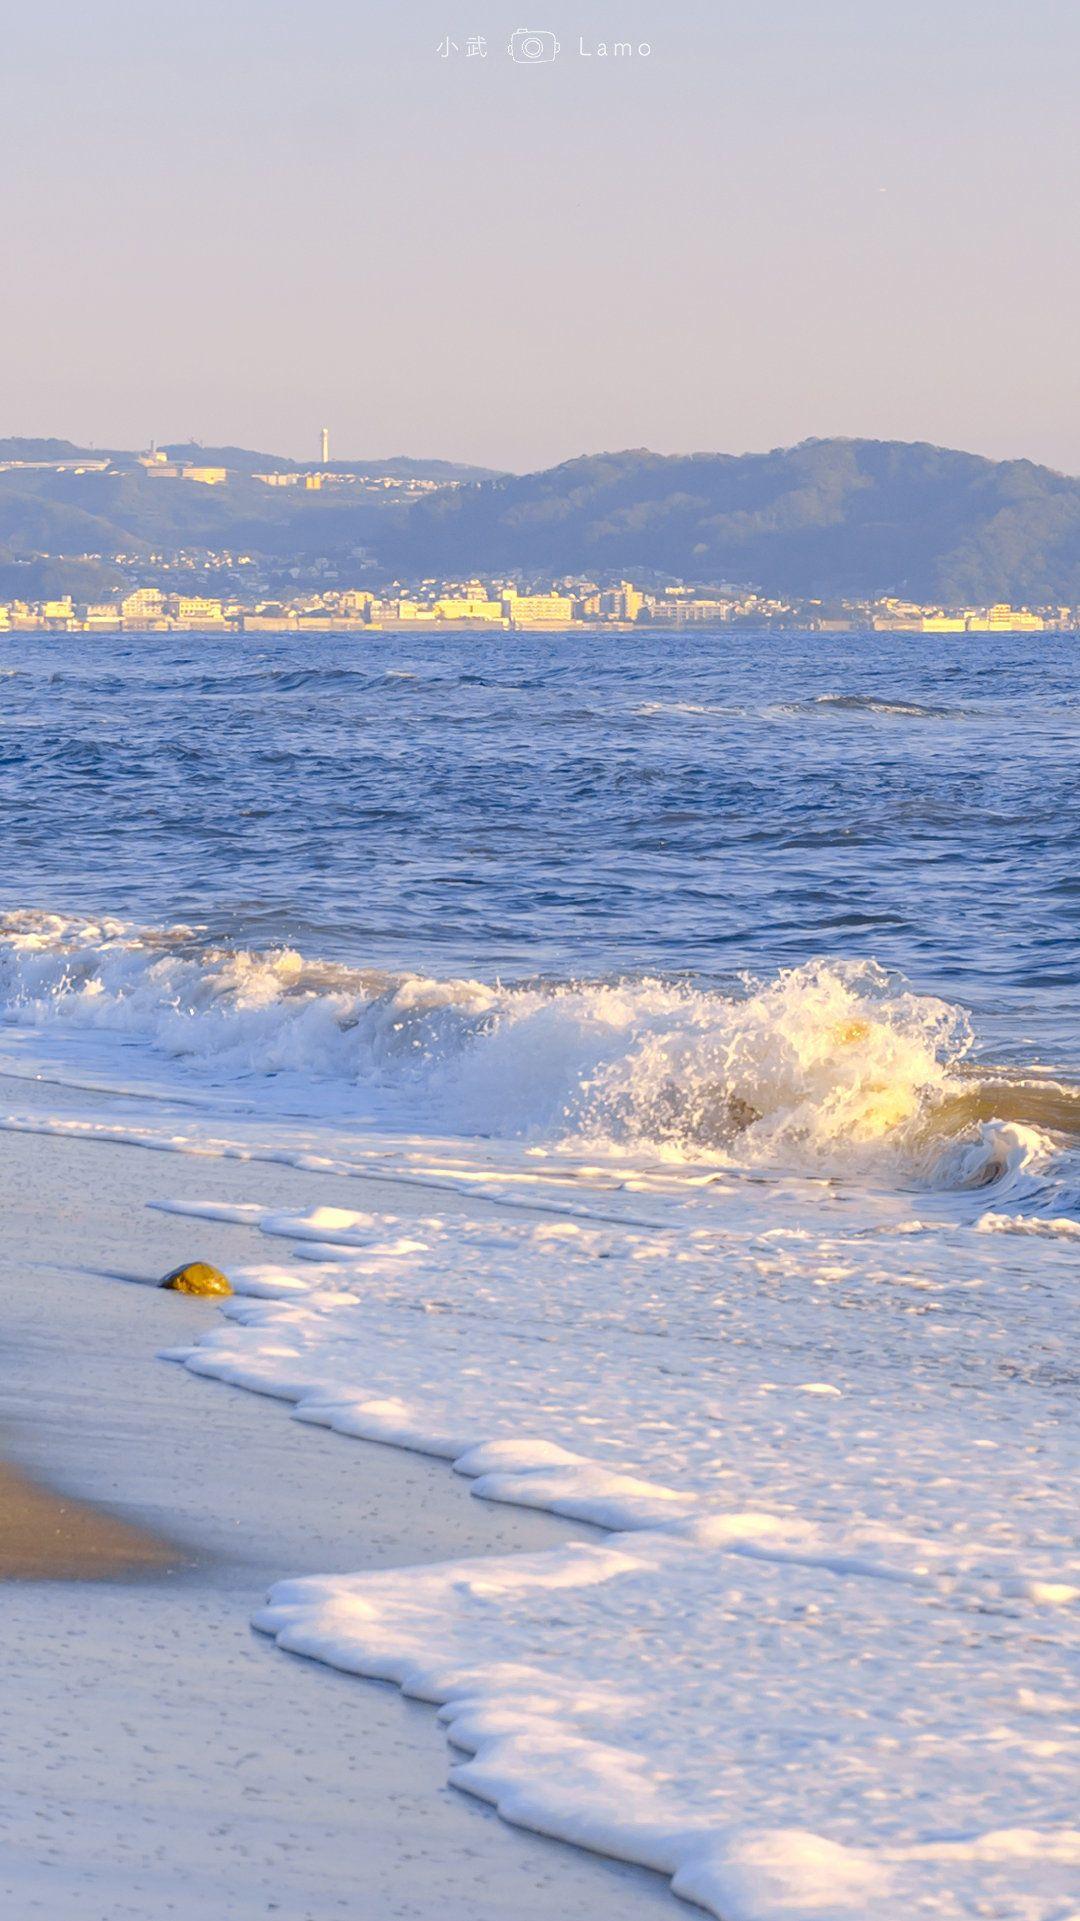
3;436;1080;601
384;440;1080;601
0;464;405;565
0;442;501;584
0;437;90;461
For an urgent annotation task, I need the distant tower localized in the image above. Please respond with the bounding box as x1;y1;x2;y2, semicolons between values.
320;426;330;466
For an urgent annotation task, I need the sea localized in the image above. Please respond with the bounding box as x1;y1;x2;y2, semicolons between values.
0;627;1077;1920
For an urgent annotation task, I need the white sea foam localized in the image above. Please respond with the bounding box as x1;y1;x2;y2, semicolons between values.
976;1210;1080;1240
0;911;1063;1202
151;1183;1080;1921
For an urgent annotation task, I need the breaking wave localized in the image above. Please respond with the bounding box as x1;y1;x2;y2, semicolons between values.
0;911;1072;1201
775;693;975;721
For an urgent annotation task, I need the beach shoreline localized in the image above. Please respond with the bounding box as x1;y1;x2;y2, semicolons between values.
0;1098;676;1920
0;932;1076;1921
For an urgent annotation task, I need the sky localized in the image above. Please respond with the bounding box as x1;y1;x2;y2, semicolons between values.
2;0;1078;473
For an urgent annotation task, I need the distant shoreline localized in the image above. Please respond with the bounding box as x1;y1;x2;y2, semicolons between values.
1;617;646;637
0;614;1068;638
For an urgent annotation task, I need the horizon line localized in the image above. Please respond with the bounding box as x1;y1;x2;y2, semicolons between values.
1;432;1076;483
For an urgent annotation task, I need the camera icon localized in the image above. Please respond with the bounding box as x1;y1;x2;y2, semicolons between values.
507;26;560;62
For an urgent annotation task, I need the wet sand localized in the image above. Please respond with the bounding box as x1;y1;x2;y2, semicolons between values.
0;1457;184;1581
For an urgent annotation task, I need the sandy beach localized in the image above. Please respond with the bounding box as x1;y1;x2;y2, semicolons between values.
0;1082;676;1921
0;1458;181;1580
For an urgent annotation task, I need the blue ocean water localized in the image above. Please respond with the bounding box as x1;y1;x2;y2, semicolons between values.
0;628;1076;1067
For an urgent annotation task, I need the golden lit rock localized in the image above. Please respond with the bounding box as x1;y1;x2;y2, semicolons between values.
159;1261;232;1297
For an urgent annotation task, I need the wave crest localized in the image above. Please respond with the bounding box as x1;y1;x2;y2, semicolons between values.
0;911;1068;1195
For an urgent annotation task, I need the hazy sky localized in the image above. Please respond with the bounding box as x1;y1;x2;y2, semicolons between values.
2;0;1078;472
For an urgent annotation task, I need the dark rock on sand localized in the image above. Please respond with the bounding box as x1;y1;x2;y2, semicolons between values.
159;1261;233;1297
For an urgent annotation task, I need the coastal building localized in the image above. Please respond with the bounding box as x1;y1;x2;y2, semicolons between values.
599;582;644;621
6;603;42;630
874;602;1046;633
392;600;437;622
168;596;227;625
136;448;227;485
647;595;735;622
296;611;371;631
239;612;300;631
0;597;76;629
432;597;503;622
967;603;1045;632
120;588;167;622
502;589;575;626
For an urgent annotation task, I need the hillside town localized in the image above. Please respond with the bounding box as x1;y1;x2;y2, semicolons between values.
0;580;1068;634
4;433;1080;636
2;437;1079;633
0;440;461;498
